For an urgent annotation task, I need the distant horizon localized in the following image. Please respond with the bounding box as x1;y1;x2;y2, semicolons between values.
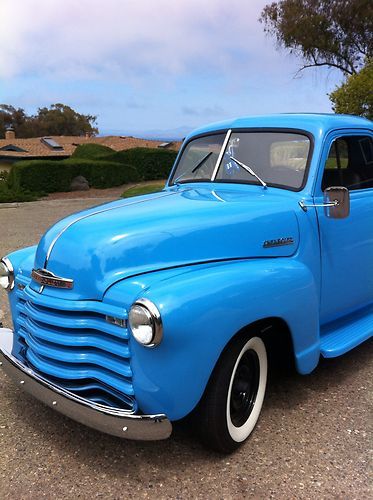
99;125;193;141
3;110;356;143
99;111;349;141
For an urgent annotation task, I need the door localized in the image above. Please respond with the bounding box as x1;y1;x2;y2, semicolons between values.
316;131;373;325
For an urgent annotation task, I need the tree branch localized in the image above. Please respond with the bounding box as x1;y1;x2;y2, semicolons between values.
295;61;355;76
352;41;367;56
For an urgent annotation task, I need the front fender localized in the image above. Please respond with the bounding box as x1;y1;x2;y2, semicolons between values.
104;258;320;421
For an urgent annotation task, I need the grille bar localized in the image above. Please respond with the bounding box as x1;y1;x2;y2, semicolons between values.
17;301;128;338
14;281;136;410
25;349;134;395
18;316;130;357
21;331;132;378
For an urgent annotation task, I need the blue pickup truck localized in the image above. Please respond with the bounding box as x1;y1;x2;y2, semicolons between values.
1;114;372;453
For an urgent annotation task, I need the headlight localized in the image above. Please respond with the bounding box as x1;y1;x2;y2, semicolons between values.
0;257;14;291
128;298;163;347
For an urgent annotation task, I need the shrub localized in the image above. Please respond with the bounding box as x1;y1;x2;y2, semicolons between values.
9;158;140;193
9;160;70;192
72;143;114;159
63;158;140;188
103;148;177;180
0;170;9;182
0;181;39;203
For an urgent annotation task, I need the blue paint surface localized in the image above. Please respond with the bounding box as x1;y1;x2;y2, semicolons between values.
4;114;372;420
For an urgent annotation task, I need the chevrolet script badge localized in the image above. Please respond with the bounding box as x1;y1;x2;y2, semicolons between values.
263;237;294;248
31;268;74;289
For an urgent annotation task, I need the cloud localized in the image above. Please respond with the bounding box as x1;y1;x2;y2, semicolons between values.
0;0;341;130
182;105;225;117
0;0;276;82
126;99;147;110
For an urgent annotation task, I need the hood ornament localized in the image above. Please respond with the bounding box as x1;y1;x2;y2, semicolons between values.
31;268;74;289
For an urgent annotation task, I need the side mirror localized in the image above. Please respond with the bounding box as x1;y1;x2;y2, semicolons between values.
324;186;350;219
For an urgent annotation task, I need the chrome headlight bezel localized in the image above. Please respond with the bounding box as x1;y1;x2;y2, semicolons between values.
0;257;14;291
128;298;163;348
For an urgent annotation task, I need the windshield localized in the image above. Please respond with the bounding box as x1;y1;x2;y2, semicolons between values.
171;131;311;190
172;134;226;183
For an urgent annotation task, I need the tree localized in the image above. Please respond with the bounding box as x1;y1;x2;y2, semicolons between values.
34;104;98;136
329;59;373;118
0;103;98;138
260;0;373;75
0;105;34;138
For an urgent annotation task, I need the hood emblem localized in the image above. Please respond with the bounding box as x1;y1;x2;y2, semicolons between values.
31;268;74;289
263;237;294;248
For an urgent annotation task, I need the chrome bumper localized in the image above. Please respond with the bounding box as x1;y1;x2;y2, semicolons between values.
0;328;172;440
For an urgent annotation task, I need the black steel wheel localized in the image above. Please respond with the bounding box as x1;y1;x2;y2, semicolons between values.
230;349;260;427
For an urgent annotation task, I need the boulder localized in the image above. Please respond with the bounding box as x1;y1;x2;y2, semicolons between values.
70;175;89;191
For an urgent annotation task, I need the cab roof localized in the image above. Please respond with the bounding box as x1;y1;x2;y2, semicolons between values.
187;113;372;141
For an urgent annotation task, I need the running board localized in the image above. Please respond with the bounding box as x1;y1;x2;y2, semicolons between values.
320;306;373;358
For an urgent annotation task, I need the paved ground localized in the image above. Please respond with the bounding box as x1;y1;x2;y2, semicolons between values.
0;197;372;499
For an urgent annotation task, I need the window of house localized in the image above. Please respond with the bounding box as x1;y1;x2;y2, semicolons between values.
0;144;28;153
41;137;64;150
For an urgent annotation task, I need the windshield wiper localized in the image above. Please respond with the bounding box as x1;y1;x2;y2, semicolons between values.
174;151;213;184
229;156;267;189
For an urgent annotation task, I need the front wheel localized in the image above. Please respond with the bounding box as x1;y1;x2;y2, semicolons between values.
196;335;267;453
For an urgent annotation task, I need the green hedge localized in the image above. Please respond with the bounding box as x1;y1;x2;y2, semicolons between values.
72;143;114;159
5;146;177;198
102;148;177;180
0;181;38;203
63;158;140;188
9;158;140;193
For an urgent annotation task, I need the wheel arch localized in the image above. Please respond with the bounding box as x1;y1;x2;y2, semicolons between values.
194;316;294;413
232;316;296;371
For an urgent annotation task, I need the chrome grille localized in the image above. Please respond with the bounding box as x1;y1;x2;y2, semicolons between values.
14;283;136;411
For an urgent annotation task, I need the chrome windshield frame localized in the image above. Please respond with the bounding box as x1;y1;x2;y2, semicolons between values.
211;129;232;180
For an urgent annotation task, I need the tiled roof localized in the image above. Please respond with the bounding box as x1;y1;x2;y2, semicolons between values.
0;135;181;158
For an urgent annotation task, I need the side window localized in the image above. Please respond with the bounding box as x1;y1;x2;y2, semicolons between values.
322;135;373;191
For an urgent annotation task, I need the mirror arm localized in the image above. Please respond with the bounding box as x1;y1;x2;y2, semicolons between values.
299;200;339;212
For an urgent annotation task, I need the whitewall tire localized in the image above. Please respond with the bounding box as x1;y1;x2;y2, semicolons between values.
195;334;268;453
226;336;267;442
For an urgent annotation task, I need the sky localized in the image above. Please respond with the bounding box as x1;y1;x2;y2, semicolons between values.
0;0;344;138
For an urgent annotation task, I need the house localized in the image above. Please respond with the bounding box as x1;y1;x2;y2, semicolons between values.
0;128;180;172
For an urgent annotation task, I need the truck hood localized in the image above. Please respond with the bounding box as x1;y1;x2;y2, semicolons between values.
32;186;300;300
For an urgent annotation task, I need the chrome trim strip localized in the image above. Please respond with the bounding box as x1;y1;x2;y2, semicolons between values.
211;129;232;181
0;328;172;440
211;190;226;203
43;191;180;268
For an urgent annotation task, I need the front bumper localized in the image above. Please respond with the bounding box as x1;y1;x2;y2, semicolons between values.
0;328;172;440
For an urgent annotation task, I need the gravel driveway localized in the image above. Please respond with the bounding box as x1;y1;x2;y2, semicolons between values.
0;197;371;499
